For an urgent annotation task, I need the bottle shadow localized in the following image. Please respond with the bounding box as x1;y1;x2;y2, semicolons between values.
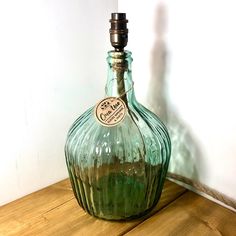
147;3;206;182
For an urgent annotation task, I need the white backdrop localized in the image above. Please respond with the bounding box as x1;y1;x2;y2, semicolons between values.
0;0;117;206
119;0;236;206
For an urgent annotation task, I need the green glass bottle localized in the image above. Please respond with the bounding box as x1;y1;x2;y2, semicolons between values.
65;13;171;220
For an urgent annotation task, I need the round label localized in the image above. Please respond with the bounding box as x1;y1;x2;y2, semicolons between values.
95;97;127;127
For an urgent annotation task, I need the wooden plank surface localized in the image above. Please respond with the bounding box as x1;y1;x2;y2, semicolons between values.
0;180;74;236
125;191;236;236
0;179;186;236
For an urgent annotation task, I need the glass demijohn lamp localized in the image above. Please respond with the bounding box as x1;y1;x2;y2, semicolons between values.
65;13;171;220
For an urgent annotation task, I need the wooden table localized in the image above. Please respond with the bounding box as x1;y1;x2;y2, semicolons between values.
0;179;235;236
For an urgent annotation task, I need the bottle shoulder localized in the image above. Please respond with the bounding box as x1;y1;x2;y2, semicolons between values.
66;101;171;151
129;102;170;140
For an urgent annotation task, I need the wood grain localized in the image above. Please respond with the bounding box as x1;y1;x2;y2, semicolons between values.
125;191;236;236
0;179;186;236
0;180;74;236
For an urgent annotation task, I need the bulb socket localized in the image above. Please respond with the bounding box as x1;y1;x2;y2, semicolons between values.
109;13;128;52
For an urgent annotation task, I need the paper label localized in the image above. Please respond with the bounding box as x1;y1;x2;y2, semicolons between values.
95;97;127;126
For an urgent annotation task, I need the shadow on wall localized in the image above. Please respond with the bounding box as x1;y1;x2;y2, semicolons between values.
147;3;206;182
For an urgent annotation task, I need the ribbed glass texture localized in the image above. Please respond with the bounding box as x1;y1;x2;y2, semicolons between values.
65;51;171;220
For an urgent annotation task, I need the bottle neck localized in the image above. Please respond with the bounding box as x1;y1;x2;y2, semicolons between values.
105;51;136;105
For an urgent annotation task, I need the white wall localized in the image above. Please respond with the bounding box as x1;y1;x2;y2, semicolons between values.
0;0;117;206
119;0;236;202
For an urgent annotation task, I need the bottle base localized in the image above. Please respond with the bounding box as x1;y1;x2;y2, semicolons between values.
82;202;159;221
